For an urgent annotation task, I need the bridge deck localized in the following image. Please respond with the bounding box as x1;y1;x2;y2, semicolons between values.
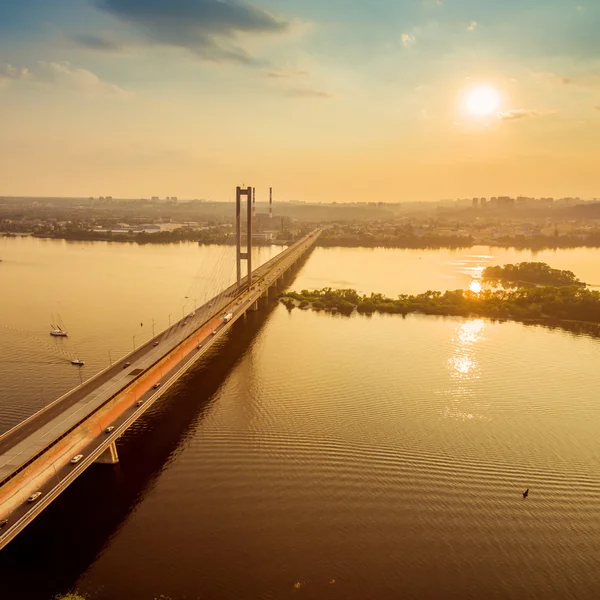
0;232;319;485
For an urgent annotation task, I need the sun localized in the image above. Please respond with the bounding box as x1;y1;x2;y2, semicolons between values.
469;280;482;294
464;85;501;117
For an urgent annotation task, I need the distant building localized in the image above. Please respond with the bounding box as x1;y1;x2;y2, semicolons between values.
497;196;515;207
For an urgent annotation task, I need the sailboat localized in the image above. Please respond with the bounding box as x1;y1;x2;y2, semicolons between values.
71;344;84;366
50;313;68;337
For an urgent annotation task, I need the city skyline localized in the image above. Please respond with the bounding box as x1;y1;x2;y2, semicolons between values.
1;0;600;201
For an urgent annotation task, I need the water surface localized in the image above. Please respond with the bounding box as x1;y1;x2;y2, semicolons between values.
1;238;599;600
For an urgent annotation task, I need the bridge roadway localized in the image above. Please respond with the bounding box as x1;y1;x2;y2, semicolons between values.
0;230;320;549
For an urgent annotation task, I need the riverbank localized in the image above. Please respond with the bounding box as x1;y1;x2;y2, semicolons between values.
10;232;600;251
29;232;292;246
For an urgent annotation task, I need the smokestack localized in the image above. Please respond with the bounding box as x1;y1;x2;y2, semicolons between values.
269;187;273;218
252;187;256;219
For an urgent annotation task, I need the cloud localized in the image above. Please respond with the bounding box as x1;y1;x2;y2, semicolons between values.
267;68;309;79
94;0;289;65
0;64;29;83
70;33;125;53
401;33;416;47
282;87;332;99
533;70;600;89
467;21;477;31
498;109;554;121
0;61;127;95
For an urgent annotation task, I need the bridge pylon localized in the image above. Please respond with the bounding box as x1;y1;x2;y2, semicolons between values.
236;186;253;289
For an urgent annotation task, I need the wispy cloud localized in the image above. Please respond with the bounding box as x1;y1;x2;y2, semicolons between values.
0;63;29;84
70;33;125;53
401;33;416;47
534;71;600;88
267;68;309;79
93;0;289;65
275;85;332;99
467;21;477;31
0;61;127;95
498;109;555;121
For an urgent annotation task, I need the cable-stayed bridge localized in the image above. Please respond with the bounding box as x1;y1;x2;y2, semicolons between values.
0;187;320;550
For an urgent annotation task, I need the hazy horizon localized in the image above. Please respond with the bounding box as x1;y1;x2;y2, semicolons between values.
2;1;600;201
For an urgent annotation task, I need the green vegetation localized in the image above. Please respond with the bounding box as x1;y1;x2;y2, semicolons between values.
482;262;585;288
280;285;600;325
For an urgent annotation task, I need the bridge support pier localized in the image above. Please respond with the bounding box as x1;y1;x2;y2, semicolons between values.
96;442;119;465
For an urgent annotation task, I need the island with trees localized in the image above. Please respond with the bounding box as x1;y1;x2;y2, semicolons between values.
279;263;600;331
482;262;585;288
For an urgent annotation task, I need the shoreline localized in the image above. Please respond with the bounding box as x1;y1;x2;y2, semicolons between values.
3;232;600;251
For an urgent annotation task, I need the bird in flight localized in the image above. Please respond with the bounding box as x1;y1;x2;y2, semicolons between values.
523;488;529;499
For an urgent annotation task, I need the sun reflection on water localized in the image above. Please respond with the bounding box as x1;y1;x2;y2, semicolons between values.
457;318;485;345
443;319;490;422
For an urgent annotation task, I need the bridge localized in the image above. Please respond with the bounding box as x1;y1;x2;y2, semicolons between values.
0;187;320;550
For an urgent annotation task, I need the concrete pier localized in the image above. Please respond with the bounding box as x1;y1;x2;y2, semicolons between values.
96;442;119;465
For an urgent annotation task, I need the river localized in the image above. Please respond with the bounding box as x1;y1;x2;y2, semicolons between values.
1;237;600;600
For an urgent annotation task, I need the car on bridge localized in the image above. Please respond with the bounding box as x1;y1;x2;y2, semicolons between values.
153;382;161;389
123;362;131;369
105;425;115;434
70;454;84;464
153;341;159;347
27;492;42;503
0;519;7;529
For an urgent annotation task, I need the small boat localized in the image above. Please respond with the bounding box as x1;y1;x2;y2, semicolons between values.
50;313;68;337
71;359;84;366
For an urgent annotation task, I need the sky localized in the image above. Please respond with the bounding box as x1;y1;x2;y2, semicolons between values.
1;0;599;202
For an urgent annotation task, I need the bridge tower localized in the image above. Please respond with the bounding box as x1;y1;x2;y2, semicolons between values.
236;186;253;289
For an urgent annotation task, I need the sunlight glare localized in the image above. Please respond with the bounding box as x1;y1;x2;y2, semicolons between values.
464;85;501;117
469;280;482;294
